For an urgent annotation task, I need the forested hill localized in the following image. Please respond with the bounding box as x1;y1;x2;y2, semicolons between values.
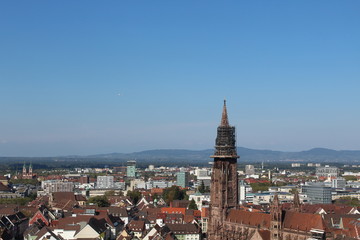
84;147;360;163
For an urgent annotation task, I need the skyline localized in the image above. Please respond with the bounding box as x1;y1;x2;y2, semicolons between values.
1;1;360;157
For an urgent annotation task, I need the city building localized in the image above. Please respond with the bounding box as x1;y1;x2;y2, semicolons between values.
332;177;346;189
316;165;339;178
196;176;211;188
96;176;114;189
176;171;189;188
302;182;332;204
239;180;249;203
127;160;137;178
245;165;255;175
40;180;74;195
195;168;209;178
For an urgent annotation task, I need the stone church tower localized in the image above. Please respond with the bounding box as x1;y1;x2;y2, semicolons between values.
208;101;239;240
270;194;282;240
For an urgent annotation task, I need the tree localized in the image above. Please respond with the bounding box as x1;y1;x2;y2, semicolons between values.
88;195;110;207
105;190;115;197
127;190;142;204
163;186;187;204
198;180;206;193
335;197;360;207
344;175;357;181
188;199;198;210
250;182;271;192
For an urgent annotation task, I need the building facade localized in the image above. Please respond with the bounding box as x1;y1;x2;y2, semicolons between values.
41;180;74;195
96;176;114;189
176;171;189;188
316;165;339;178
127;160;137;178
245;165;255;175
302;183;332;204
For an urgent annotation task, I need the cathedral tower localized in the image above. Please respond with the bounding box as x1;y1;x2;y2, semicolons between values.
29;162;33;176
208;100;239;240
22;163;27;176
270;194;282;240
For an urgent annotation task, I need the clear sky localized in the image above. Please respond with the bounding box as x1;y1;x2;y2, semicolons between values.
1;1;360;156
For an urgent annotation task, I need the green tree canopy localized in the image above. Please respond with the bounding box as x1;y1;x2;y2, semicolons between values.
250;182;272;192
87;195;110;207
198;180;206;193
188;199;198;210
163;186;187;204
127;190;142;204
335;197;360;207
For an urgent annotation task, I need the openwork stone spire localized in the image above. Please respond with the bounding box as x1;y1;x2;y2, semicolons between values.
208;101;239;240
212;100;238;158
292;190;301;212
221;100;229;126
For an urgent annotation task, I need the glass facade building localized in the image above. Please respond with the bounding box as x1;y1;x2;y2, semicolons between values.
302;183;332;204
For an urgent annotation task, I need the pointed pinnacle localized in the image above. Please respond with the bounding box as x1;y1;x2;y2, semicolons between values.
221;100;230;126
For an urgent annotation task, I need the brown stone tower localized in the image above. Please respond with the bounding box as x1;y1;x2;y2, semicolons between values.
270;194;282;240
208;100;239;240
292;190;301;212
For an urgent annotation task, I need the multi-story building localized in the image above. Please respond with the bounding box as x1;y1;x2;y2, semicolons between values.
176;171;189;188
302;182;332;204
332;177;346;188
239;180;250;203
166;224;201;240
195;168;209;178
96;176;114;189
197;176;211;188
41;180;74;195
245;165;255;175
316;165;339;178
127;160;137;178
146;181;174;189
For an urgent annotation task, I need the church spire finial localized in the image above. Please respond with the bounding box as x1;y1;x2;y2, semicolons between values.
221;99;229;126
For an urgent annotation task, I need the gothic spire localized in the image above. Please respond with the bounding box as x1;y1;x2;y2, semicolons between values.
272;193;280;206
292;190;301;212
220;99;229;126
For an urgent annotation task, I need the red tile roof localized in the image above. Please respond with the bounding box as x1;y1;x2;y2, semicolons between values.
283;211;325;232
227;209;270;228
161;207;186;215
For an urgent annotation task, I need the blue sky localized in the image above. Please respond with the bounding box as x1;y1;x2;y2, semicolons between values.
1;1;360;156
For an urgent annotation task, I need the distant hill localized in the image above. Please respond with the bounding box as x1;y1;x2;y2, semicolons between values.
82;147;360;163
1;147;360;166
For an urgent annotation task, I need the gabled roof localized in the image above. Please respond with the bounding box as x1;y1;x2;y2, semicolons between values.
227;209;270;228
301;204;356;215
127;220;145;232
283;211;325;232
166;223;200;235
106;207;128;217
52;192;76;201
88;217;108;234
161;207;186;215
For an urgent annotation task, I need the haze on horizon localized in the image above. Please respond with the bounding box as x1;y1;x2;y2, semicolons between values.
1;1;360;157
